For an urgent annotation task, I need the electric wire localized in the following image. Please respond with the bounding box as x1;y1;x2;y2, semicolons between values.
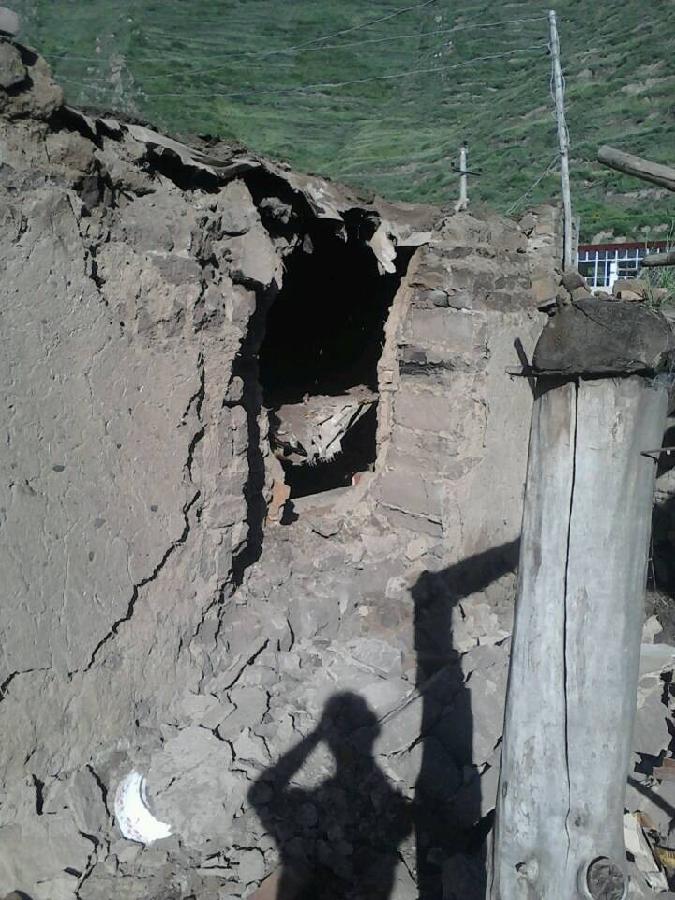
121;45;549;99
51;34;546;84
43;15;549;67
254;0;442;56
55;44;546;97
506;155;560;215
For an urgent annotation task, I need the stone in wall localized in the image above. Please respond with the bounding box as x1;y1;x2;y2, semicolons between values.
374;210;549;559
518;203;564;305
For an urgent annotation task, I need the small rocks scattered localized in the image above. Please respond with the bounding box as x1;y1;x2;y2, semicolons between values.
540;271;672;314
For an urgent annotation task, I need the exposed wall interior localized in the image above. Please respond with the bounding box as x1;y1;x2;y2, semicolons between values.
256;208;414;500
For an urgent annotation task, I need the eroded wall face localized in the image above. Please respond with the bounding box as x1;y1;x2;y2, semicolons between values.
0;39;572;900
0;42;288;897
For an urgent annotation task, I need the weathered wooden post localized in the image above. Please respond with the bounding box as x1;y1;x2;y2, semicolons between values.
549;9;573;271
488;298;673;899
454;143;469;213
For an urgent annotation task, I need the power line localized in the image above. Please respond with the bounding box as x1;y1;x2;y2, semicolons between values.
257;0;440;56
51;54;302;72
506;154;560;215
56;45;548;109
44;15;549;67
35;8;611;223
173;42;538;82
116;0;442;63
263;15;548;53
104;45;549;99
50;35;546;83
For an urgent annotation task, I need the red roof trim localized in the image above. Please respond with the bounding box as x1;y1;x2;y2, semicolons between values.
578;240;669;253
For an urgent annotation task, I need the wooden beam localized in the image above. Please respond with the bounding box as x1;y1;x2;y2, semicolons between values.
642;250;675;268
598;145;675;192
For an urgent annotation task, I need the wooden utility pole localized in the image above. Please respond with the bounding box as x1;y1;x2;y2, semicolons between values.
549;9;573;270
488;299;672;899
454;143;469;212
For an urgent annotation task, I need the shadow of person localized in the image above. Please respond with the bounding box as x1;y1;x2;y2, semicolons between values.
248;692;413;900
412;540;520;900
647;491;675;649
655;425;675;479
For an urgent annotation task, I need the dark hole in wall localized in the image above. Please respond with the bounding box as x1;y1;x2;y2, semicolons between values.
260;216;409;402
258;212;413;499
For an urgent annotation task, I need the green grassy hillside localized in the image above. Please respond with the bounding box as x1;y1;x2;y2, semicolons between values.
14;0;675;240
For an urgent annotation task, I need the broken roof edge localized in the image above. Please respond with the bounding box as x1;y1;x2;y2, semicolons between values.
58;101;438;238
4;38;551;270
50;98;438;275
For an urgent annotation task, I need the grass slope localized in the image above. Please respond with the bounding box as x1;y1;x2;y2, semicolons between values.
15;0;675;240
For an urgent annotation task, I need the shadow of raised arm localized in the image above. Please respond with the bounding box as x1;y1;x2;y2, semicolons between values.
249;727;321;809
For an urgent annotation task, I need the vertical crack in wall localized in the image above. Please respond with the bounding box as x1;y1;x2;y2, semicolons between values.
229;279;278;585
184;352;206;482
31;773;45;815
561;378;579;865
81;491;201;672
231;354;266;586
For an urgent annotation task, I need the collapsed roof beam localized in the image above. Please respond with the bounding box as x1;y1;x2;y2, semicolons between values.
597;144;675;192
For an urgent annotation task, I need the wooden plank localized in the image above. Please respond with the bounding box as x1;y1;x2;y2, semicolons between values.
563;377;667;891
488;380;578;898
489;375;668;899
642;250;675;268
597;145;675;192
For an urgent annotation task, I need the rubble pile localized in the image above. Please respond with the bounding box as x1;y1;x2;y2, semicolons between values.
0;35;673;900
540;269;674;310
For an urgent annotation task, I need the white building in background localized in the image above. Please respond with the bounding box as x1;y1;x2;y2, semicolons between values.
577;240;669;292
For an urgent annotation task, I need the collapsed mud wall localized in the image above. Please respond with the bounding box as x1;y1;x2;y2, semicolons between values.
0;39;584;900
